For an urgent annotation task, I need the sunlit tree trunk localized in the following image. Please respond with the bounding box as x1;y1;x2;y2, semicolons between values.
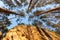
2;25;60;40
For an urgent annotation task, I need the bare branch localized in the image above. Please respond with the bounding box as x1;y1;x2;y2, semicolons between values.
0;6;60;16
0;8;23;15
27;0;38;13
34;7;60;16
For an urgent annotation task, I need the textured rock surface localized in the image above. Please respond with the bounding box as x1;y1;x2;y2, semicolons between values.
2;25;60;40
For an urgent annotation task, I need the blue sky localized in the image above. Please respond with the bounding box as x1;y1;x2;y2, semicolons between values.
0;0;60;30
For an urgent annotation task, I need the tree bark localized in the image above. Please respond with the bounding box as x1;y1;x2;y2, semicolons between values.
2;25;60;40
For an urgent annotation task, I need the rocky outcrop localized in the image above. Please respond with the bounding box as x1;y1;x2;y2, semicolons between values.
2;25;60;40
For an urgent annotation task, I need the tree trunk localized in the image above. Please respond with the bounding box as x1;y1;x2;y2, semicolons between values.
2;25;60;40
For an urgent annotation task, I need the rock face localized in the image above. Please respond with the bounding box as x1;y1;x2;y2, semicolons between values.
2;25;60;40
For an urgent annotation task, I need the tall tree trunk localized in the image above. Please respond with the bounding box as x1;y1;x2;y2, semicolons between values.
2;25;60;40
